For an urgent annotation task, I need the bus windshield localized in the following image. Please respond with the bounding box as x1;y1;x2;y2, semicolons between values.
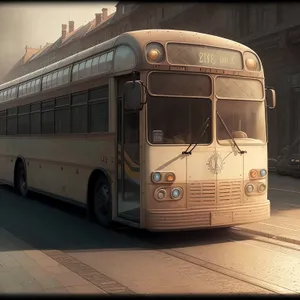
147;96;212;145
217;100;266;143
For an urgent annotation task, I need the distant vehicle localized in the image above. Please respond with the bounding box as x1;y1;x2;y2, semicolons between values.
0;29;276;231
276;137;300;177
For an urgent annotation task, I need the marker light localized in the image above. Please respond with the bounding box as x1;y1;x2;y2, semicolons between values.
171;188;182;199
152;172;161;183
146;43;165;63
260;169;267;177
246;184;254;193
157;189;167;200
244;52;261;71
166;172;176;182
250;169;258;179
258;183;266;193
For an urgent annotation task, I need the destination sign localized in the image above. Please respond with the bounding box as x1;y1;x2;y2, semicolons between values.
167;43;243;70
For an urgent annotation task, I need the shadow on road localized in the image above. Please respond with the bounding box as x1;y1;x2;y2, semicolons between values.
0;185;251;253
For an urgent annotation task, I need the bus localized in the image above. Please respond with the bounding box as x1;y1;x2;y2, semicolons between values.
0;29;276;231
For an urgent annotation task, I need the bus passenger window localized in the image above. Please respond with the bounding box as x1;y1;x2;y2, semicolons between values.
0;110;6;135
106;51;114;72
30;81;35;94
78;62;86;79
62;67;70;85
85;59;92;77
42;76;47;90
30;103;41;134
52;72;58;88
71;93;88;133
18;105;30;134
91;57;100;75
55;97;70;134
98;54;107;74
7;89;11;100
72;64;79;81
46;74;52;89
89;101;108;132
3;91;7;101
26;82;31;95
41;100;55;134
57;70;63;86
7;108;17;135
35;79;41;93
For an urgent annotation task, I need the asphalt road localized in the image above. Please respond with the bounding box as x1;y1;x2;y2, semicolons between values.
0;174;300;294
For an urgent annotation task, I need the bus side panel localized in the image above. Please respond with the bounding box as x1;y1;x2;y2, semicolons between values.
0;134;115;204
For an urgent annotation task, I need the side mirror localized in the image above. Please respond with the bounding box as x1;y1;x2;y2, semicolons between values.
123;81;143;111
266;88;276;109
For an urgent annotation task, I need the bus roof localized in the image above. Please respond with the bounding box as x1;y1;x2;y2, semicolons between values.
0;29;253;91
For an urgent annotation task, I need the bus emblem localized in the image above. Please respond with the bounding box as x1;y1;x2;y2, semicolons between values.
207;152;225;174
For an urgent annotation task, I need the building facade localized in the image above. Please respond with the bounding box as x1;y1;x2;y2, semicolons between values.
3;3;300;158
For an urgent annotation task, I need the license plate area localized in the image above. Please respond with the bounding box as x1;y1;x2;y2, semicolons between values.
211;211;233;225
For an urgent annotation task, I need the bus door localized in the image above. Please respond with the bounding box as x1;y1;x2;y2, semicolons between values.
116;76;141;224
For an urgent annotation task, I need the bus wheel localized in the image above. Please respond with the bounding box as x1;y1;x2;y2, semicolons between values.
16;162;28;197
93;176;113;228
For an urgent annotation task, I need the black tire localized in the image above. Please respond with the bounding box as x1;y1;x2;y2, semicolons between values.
92;176;113;228
16;162;28;198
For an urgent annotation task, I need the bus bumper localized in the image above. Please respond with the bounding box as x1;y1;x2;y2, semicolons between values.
145;201;270;231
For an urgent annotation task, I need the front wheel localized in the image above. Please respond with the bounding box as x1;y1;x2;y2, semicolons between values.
16;163;28;198
93;177;113;228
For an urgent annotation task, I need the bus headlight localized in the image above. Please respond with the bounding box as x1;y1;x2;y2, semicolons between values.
146;43;165;63
157;189;167;200
244;52;261;71
258;183;266;193
171;187;183;200
260;169;267;177
152;172;162;183
246;184;254;193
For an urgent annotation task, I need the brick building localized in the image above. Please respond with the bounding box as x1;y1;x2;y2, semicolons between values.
3;3;300;158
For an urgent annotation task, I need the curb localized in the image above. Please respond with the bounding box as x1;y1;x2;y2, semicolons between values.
232;226;300;246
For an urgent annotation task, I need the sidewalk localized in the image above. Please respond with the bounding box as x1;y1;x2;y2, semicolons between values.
0;227;106;294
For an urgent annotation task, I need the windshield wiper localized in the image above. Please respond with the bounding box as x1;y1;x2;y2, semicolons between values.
217;112;247;155
182;117;210;155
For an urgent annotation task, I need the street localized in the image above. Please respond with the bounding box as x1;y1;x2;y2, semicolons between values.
0;173;300;294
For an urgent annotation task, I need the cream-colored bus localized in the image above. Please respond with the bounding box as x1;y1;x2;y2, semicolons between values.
0;30;276;231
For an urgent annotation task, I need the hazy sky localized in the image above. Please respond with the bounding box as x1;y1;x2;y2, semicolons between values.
0;2;117;79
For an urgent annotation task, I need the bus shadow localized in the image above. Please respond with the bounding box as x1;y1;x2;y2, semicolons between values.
0;185;253;252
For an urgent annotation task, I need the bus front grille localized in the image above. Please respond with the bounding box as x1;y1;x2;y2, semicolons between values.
187;181;216;208
217;180;243;206
187;180;243;208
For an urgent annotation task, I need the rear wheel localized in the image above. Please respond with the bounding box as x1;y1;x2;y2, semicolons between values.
93;176;113;228
16;162;28;197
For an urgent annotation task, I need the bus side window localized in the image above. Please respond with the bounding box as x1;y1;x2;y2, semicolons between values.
91;57;100;75
78;62;86;80
30;81;35;94
98;54;107;74
57;70;63;86
0;110;6;135
42;76;47;90
41;100;55;134
0;92;3;102
30;103;41;134
35;79;41;93
52;72;58;88
85;59;92;77
106;51;114;72
62;67;70;85
46;74;52;90
72;64;79;81
71;92;88;133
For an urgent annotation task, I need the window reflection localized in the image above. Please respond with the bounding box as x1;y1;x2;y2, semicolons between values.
217;100;266;143
148;96;212;144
